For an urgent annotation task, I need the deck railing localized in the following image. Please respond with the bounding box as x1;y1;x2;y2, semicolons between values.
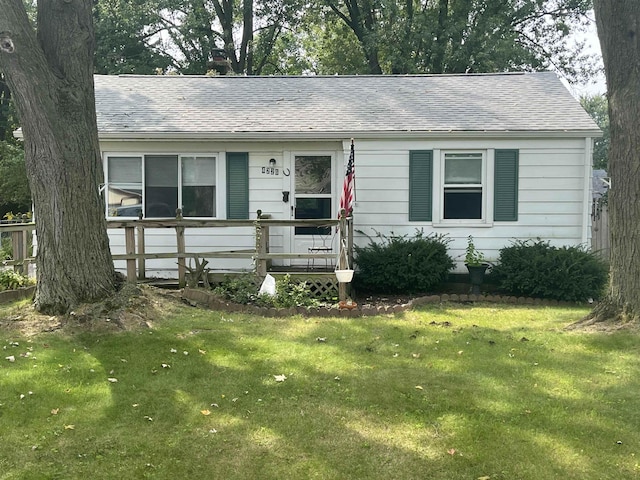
0;211;354;298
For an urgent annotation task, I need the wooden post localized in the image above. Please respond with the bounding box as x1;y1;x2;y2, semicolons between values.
338;209;347;302
176;209;186;287
347;215;354;272
11;230;24;275
255;210;267;277
136;223;146;280
124;226;136;282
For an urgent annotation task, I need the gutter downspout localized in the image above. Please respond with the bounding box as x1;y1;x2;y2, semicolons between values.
582;137;594;246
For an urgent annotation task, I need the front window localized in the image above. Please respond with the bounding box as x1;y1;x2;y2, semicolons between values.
443;152;484;220
182;156;216;217
107;154;217;218
107;156;143;217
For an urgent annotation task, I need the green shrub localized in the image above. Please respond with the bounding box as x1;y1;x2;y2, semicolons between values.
269;275;320;308
0;269;33;291
353;230;454;294
492;239;608;302
213;273;319;308
1;235;12;260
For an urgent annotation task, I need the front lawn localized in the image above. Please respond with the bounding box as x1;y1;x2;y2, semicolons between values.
1;299;639;479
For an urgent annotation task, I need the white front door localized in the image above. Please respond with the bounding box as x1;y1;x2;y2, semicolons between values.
290;154;336;267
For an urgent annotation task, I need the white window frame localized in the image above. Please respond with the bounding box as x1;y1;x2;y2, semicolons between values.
104;152;220;219
432;149;495;227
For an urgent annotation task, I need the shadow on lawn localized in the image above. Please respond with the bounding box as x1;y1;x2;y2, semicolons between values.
4;304;638;479
295;312;640;479
66;319;444;479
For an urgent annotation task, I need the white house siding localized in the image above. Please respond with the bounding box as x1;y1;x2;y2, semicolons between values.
349;137;590;273
100;136;590;277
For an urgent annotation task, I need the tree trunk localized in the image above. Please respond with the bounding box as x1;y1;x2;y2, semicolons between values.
586;1;640;323
0;0;116;314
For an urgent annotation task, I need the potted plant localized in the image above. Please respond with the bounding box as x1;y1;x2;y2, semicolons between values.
464;235;490;294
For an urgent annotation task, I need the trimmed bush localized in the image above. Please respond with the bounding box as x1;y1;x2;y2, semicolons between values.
353;230;454;294
492;239;608;302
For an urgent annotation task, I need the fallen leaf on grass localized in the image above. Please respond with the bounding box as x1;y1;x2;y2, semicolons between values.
198;349;206;355
274;374;287;382
447;448;456;455
50;408;59;415
478;476;491;480
107;378;118;383
64;425;75;430
415;385;424;390
5;356;15;362
201;410;211;416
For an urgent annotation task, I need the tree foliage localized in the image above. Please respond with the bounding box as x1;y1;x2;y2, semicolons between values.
0;141;30;218
580;94;609;170
94;0;173;74
94;0;308;75
91;0;601;81
318;0;598;82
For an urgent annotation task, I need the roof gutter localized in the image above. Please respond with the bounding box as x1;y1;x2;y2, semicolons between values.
94;129;602;142
13;128;602;142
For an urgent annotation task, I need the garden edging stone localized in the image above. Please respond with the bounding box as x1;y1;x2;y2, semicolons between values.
182;287;587;317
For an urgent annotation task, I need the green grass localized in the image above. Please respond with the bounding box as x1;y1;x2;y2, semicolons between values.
1;302;639;479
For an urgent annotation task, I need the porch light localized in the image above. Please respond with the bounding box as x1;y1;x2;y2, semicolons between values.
269;158;276;167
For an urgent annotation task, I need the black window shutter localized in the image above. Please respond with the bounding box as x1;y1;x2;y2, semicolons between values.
494;149;519;221
226;152;249;219
409;150;433;221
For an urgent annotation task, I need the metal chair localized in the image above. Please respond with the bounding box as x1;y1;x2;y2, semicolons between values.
307;229;335;271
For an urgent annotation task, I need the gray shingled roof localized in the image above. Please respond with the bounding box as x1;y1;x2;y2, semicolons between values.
94;72;600;139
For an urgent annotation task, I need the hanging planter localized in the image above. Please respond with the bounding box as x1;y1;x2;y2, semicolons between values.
335;269;354;283
335;239;354;283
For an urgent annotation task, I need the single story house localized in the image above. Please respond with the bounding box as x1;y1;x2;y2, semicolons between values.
95;72;601;277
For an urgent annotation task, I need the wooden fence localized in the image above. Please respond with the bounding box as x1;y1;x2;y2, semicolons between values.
591;201;610;259
0;221;33;275
0;212;354;300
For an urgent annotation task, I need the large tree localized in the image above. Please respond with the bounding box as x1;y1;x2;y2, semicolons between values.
586;0;640;323
0;0;117;313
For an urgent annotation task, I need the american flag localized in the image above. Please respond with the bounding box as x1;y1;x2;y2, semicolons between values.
339;140;355;217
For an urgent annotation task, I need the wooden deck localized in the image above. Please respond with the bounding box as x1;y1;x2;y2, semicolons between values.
0;211;354;300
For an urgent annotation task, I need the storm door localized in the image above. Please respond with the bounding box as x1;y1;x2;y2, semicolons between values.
291;155;334;265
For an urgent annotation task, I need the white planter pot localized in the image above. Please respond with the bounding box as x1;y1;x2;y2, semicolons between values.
335;269;354;283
